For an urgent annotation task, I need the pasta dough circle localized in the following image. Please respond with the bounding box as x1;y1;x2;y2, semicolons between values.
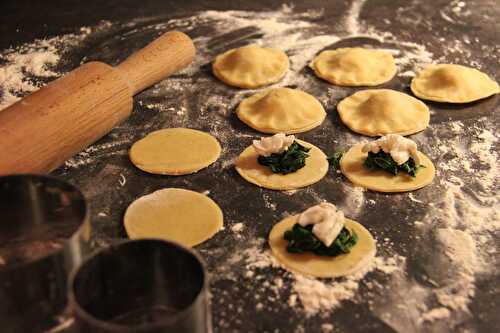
129;128;221;175
269;215;376;278
212;46;289;88
311;48;397;86
340;143;435;192
411;64;500;103
235;139;328;190
337;89;430;136
124;188;223;247
237;88;326;134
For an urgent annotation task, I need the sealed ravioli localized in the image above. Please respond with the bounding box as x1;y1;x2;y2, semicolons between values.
411;64;499;103
237;88;326;134
311;48;396;86
337;89;429;136
212;46;289;88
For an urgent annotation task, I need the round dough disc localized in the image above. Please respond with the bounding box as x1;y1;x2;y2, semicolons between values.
337;89;430;136
237;88;326;134
212;46;289;88
269;215;376;278
340;143;435;192
129;128;221;175
411;64;500;103
235;139;328;190
124;188;223;247
311;48;396;86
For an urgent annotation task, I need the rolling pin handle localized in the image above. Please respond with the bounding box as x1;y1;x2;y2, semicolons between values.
116;31;196;95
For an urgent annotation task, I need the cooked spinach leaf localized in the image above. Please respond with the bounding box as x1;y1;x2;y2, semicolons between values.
363;150;424;177
257;141;310;174
327;151;344;170
284;223;358;257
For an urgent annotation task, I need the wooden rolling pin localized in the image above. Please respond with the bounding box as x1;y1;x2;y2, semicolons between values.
0;31;195;175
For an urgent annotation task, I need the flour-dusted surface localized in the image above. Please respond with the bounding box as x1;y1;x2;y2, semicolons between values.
1;0;499;332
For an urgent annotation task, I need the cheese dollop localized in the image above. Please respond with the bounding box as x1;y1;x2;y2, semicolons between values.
361;134;421;165
298;202;345;247
252;133;295;157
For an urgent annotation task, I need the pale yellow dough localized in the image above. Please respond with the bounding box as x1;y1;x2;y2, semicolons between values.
129;128;221;175
337;89;430;136
212;46;289;88
411;64;500;103
340;143;435;192
124;188;223;247
237;88;326;134
235;139;328;190
269;215;376;278
311;48;397;86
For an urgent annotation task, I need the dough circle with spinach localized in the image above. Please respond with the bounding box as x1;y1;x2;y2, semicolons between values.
340;143;435;192
235;139;328;190
269;215;376;278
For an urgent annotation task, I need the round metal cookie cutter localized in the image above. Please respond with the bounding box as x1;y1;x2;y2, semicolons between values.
0;174;91;332
69;238;211;333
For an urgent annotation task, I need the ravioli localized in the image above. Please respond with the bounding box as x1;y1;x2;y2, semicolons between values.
411;64;499;103
337;89;430;136
311;48;397;86
212;45;289;88
237;88;326;134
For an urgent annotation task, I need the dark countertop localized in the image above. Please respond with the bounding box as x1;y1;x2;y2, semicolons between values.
1;1;499;332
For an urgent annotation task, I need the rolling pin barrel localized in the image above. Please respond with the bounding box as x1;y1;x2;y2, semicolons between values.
0;31;195;175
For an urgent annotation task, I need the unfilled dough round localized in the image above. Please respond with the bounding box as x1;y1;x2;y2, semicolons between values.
269;215;376;278
311;48;397;86
129;128;221;175
411;64;500;103
337;89;430;136
340;143;435;192
212;46;289;88
235;139;328;190
237;88;326;134
124;188;223;247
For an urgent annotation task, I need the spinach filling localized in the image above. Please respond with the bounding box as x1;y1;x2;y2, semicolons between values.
257;141;310;174
364;150;424;177
284;223;358;257
327;151;343;170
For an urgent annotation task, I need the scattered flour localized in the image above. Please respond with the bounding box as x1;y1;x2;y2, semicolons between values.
229;238;405;318
420;307;451;323
0;40;60;109
1;1;498;331
118;173;126;187
231;223;244;233
0;25;109;110
320;323;334;333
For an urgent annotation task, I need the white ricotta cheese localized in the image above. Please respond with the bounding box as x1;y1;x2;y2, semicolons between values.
252;133;295;157
298;203;345;247
362;134;421;165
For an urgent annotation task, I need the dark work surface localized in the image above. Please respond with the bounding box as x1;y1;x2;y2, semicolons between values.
1;0;499;332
